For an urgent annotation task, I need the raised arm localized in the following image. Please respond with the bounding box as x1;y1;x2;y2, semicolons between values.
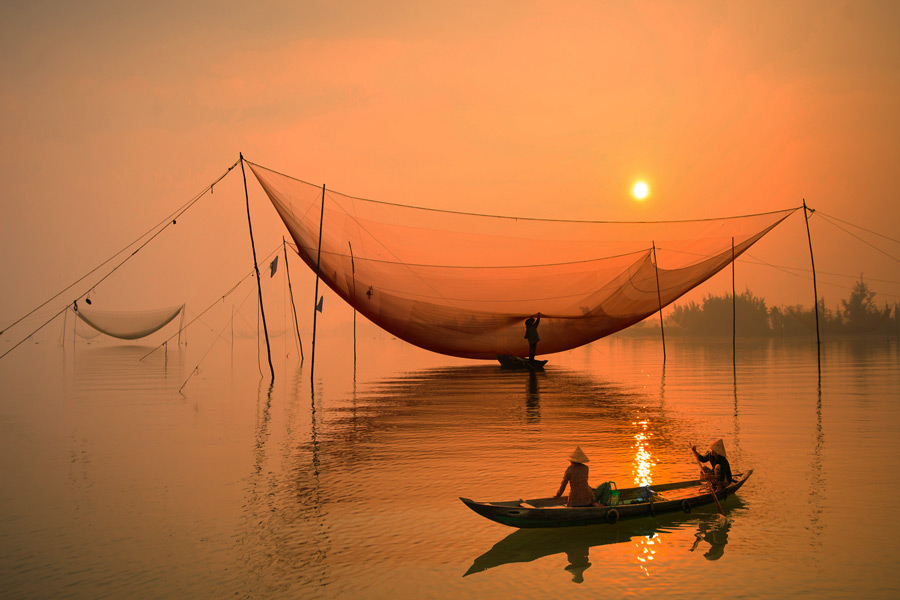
691;445;710;464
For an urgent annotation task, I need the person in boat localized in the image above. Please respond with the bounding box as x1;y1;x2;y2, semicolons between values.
691;439;735;491
524;313;541;361
554;446;599;507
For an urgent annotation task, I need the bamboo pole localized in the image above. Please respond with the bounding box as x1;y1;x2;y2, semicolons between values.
240;153;274;381
652;241;666;365
732;237;736;371
349;241;357;367
283;237;304;361
802;200;822;371
310;184;326;381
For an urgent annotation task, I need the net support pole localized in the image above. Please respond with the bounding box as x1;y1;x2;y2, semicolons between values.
310;184;326;382
283;237;304;361
732;237;736;373
802;200;822;359
240;153;275;382
349;241;357;368
652;241;666;365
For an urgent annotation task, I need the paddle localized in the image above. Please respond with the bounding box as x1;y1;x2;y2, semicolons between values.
692;446;725;516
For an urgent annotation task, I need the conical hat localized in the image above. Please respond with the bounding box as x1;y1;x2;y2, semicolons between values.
568;446;590;463
709;439;727;458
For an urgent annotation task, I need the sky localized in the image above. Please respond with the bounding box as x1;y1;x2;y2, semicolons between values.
1;0;899;339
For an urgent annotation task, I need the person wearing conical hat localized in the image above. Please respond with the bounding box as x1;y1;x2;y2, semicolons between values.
554;446;597;507
691;438;735;491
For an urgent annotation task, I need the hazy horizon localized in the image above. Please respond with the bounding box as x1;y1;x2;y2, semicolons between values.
2;1;898;344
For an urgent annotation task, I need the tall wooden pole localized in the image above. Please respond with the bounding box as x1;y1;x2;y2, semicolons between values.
240;153;274;381
283;237;304;361
732;237;737;371
349;241;357;367
802;200;822;370
652;242;666;365
310;184;326;381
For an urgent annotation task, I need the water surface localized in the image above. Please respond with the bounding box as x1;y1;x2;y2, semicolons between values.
1;332;898;598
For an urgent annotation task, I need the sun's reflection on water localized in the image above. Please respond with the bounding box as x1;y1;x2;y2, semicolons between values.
630;417;663;575
634;533;662;577
632;419;656;487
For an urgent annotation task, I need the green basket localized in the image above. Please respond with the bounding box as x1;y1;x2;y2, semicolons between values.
595;481;619;506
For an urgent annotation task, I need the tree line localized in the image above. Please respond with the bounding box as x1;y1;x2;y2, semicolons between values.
625;277;899;338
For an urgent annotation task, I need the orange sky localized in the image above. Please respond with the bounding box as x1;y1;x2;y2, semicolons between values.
1;1;898;330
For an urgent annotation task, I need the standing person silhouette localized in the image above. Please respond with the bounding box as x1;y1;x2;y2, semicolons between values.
524;313;541;361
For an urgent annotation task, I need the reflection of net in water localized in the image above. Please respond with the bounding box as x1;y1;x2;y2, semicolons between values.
250;162;796;359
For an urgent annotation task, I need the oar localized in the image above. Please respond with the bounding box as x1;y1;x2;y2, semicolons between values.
693;449;725;516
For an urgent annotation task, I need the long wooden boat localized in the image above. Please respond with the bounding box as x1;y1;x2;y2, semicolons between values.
460;470;753;528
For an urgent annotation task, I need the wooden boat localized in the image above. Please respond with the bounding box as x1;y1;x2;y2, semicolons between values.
460;470;753;528
496;354;548;371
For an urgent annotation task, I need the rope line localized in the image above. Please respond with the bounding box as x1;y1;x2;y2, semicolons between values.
1;159;240;336
0;305;68;361
815;210;900;245
245;160;800;225
178;285;258;393
179;302;239;394
140;242;281;361
815;212;900;263
290;239;650;269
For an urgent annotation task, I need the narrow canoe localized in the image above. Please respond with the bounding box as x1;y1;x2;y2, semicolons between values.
460;470;753;528
496;354;548;371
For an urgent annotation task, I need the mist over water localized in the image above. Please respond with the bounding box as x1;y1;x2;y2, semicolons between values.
1;331;898;598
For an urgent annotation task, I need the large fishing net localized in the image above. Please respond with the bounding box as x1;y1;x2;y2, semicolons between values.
249;162;796;359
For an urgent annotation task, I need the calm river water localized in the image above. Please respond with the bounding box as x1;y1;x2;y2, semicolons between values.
1;330;898;599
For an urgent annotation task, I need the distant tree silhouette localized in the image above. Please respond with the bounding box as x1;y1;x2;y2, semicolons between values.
668;290;769;336
655;278;895;339
622;278;898;339
841;277;890;333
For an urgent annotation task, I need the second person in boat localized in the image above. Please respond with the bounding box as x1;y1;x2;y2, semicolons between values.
554;446;599;507
691;438;736;491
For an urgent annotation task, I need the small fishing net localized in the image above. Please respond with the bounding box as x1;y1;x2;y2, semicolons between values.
249;162;796;359
75;305;184;340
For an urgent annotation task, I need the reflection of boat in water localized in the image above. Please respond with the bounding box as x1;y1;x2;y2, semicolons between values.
464;498;745;579
460;470;752;528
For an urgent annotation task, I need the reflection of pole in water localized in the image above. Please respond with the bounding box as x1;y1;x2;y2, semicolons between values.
658;364;666;408
733;374;740;451
239;371;332;591
808;380;825;549
309;382;321;478
525;371;540;423
255;380;274;457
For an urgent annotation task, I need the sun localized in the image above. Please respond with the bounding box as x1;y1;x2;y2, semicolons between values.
632;181;650;201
